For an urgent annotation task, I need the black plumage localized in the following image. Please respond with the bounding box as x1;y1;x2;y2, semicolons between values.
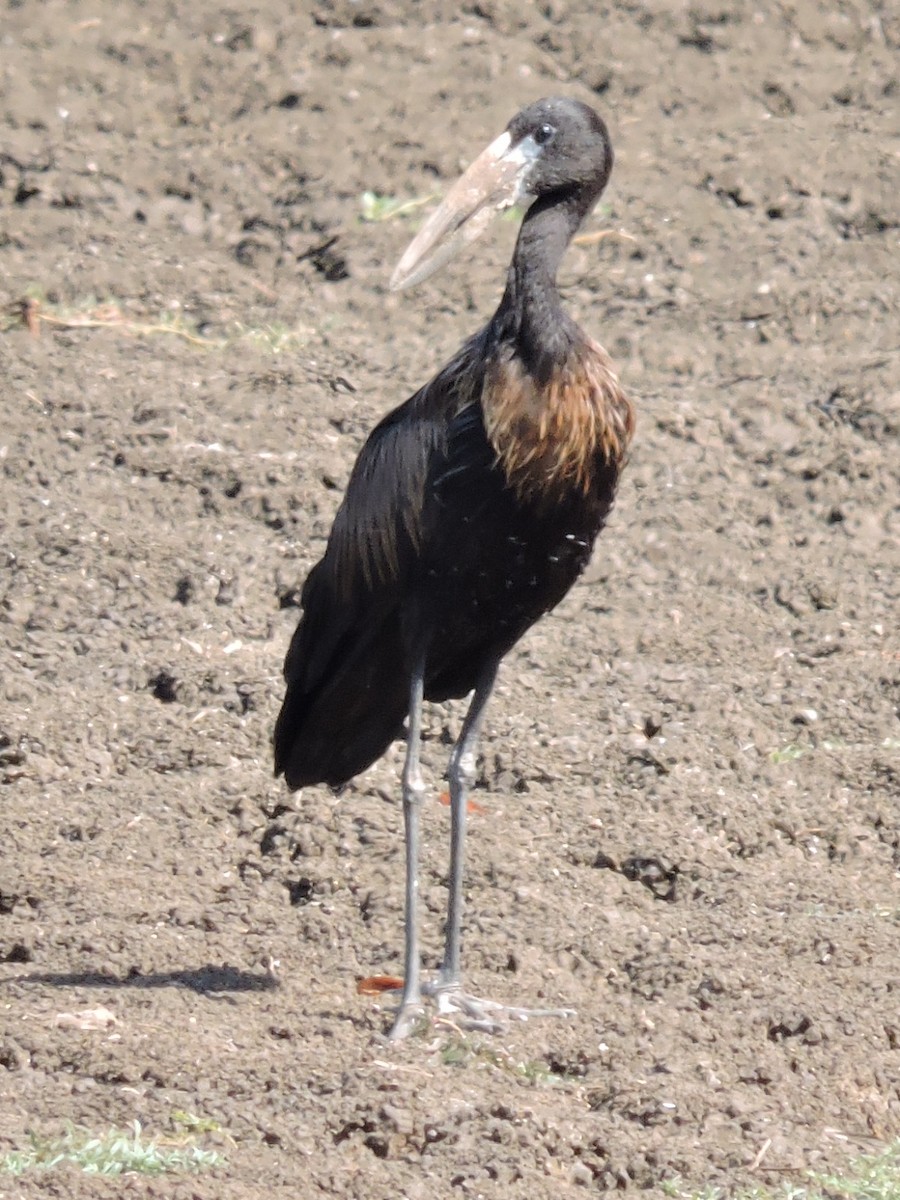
274;97;634;1038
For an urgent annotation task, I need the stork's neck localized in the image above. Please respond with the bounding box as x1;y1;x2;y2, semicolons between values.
494;191;589;383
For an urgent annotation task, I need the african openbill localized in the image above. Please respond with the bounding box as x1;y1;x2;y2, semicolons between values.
274;97;634;1039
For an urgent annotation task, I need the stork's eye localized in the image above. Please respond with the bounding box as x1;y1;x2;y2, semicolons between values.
534;123;556;146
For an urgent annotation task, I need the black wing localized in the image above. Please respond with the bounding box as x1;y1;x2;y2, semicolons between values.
274;336;486;789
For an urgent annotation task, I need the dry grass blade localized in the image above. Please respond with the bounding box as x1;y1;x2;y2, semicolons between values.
37;308;216;347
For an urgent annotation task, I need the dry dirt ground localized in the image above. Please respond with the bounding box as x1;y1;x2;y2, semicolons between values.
1;1;898;1196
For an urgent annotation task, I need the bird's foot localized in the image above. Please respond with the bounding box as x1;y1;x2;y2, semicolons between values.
422;980;575;1034
387;997;427;1041
374;979;574;1040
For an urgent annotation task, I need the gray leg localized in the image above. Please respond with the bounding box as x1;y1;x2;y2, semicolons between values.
388;659;427;1041
440;659;498;989
423;661;576;1033
385;659;574;1037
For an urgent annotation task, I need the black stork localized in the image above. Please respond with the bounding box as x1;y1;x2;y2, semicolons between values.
274;97;634;1039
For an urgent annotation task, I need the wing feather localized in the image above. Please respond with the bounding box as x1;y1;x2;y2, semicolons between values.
274;331;492;786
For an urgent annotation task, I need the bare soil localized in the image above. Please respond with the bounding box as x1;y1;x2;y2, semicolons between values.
1;1;898;1196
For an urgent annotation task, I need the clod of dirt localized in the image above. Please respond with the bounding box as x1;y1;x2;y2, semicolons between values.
149;671;179;703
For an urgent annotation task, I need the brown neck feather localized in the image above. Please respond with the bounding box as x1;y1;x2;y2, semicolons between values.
482;338;634;503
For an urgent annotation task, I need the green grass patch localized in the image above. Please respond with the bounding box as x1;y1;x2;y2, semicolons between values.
439;1034;567;1085
171;1109;224;1136
360;190;435;223
224;319;312;353
0;1121;225;1177
662;1139;900;1200
770;743;808;763
771;736;900;765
